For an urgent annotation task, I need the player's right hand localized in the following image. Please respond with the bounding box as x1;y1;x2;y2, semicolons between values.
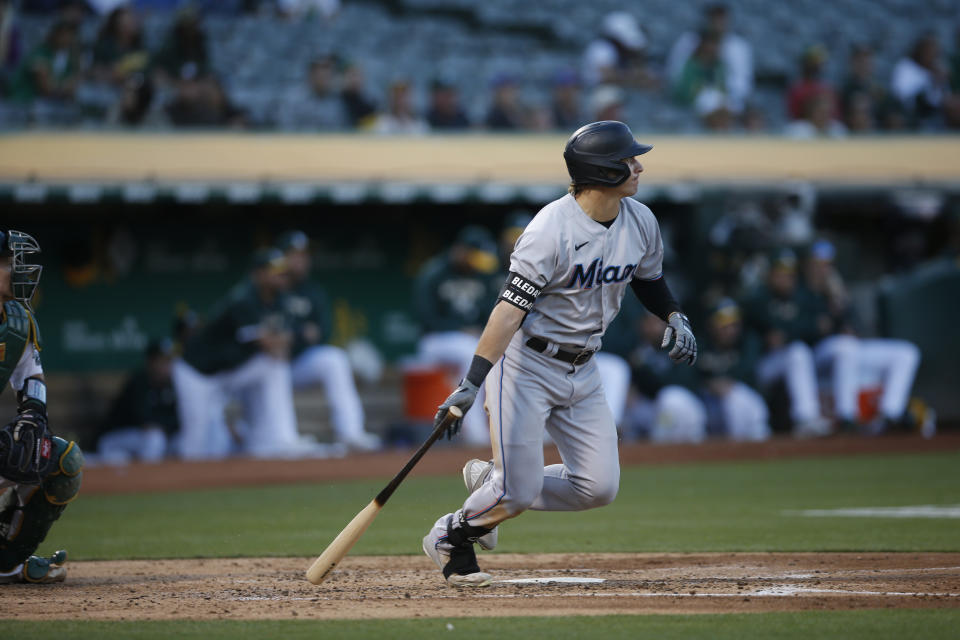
434;379;479;439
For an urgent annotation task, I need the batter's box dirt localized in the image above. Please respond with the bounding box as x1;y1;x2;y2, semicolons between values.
2;553;958;620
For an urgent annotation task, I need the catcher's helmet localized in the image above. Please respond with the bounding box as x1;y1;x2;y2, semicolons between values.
0;230;42;311
563;120;652;187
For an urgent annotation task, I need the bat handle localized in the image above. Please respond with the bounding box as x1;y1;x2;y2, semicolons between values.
375;405;462;506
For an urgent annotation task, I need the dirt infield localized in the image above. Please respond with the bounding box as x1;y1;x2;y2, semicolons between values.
2;553;958;620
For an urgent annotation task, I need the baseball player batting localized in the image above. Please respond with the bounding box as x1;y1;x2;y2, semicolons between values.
422;121;697;586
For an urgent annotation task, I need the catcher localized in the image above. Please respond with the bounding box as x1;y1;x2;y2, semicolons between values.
0;230;83;584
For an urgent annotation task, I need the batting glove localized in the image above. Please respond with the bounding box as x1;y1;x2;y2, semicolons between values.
661;312;697;366
435;379;479;439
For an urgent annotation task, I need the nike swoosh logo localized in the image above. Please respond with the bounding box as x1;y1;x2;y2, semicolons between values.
575;242;589;251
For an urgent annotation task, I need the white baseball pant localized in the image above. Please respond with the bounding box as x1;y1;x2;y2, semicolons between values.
291;344;368;443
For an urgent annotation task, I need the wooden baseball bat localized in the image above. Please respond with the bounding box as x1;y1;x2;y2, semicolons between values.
305;405;463;585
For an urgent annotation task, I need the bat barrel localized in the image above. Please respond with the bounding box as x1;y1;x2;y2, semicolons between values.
305;406;463;585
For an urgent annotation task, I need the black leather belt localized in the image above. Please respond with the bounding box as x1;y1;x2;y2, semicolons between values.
525;337;596;365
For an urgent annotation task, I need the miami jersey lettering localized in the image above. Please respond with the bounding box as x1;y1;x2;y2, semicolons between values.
508;193;664;350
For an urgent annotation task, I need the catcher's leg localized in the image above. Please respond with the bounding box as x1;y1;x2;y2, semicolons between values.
0;438;83;584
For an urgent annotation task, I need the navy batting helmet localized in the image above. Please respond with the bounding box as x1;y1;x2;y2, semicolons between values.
563;121;652;187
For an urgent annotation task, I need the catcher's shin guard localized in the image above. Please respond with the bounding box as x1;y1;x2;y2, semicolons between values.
0;438;83;572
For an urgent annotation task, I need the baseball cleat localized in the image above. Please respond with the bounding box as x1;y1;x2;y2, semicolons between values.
0;551;68;584
462;459;498;551
422;515;492;588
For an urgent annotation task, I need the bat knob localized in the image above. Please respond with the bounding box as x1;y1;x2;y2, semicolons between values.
448;406;463;418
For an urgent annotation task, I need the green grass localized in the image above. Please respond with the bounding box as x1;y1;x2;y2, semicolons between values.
38;450;960;560
4;611;960;639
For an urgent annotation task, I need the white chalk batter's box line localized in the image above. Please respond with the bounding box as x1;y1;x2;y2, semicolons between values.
783;505;960;519
232;587;960;602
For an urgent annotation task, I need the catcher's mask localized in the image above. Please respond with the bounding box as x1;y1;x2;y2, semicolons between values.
0;230;42;311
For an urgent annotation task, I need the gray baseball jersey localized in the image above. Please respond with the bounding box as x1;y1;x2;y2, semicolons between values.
509;193;664;351
429;193;667;539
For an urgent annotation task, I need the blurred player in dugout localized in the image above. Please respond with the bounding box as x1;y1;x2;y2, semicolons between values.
90;338;178;464
277;230;381;451
414;226;502;445
0;230;82;584
741;248;832;437
172;247;323;459
802;240;921;434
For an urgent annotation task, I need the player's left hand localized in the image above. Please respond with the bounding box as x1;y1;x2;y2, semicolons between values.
662;312;697;366
435;379;480;439
0;409;54;483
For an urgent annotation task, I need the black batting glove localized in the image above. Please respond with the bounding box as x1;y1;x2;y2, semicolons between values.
661;312;698;366
434;379;480;439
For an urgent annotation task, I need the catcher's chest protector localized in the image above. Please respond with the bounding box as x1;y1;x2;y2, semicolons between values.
0;301;37;389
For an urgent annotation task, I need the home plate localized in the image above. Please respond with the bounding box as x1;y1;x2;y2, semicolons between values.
497;577;607;585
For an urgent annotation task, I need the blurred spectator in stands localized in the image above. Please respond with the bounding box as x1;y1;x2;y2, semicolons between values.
413;226;501;445
843;92;875;134
696;298;770;441
92;5;149;88
372;79;427;135
666;3;752;113
166;72;246;128
550;68;582;130
278;230;381;451
695;85;735;132
741;248;831;437
92;338;178;465
153;7;209;85
803;240;922;434
276;0;340;20
622;311;705;443
784;91;847;138
891;32;960;130
426;78;469;130
341;60;377;128
787;44;838;122
277;55;347;130
582;11;657;89
741;102;766;133
840;44;903;133
0;0;22;93
587;84;625;122
671;30;725;107
106;71;158;126
9;19;79;103
485;73;528;130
